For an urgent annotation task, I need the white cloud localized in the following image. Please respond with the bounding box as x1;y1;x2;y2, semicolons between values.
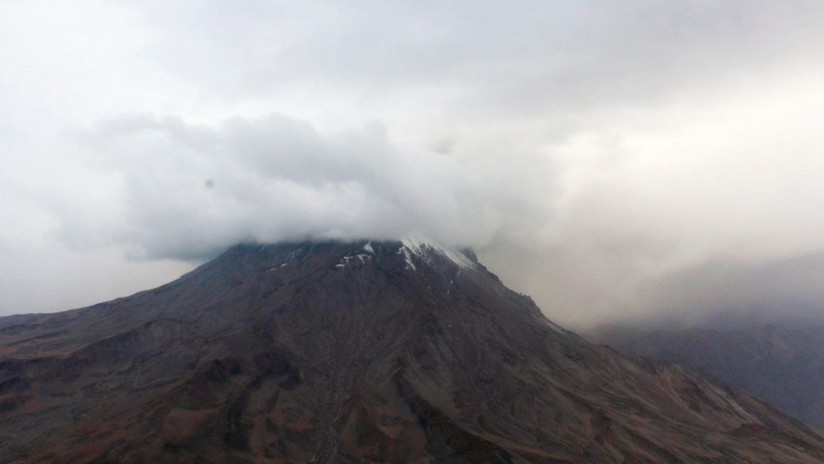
60;113;501;259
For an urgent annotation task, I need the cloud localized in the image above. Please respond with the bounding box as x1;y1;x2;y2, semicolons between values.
629;252;824;329
61;113;507;260
483;68;824;329
4;1;824;328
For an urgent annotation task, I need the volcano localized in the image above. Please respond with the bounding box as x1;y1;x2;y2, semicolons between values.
1;240;824;463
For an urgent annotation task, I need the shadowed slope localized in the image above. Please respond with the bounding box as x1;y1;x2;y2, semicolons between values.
592;324;824;429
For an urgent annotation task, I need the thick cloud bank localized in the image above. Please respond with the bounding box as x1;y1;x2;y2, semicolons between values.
68;113;500;260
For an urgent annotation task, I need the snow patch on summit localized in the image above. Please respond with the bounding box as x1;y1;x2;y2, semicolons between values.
401;236;477;270
336;253;371;269
400;247;416;270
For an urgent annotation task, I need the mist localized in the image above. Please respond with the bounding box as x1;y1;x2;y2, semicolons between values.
4;1;824;329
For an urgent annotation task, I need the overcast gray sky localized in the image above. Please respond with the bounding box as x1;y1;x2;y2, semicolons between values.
3;1;824;329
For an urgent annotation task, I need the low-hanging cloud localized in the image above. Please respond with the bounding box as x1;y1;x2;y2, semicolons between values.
62;113;516;260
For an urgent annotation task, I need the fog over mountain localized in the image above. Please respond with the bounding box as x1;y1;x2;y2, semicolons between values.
4;1;824;328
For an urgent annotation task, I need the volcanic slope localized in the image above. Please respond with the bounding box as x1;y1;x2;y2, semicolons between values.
1;240;824;463
592;323;824;429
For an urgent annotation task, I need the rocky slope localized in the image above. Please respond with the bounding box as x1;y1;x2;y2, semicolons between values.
1;240;824;463
592;324;824;429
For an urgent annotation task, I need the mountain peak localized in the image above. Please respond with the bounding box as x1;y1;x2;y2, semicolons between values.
200;238;482;279
399;236;478;270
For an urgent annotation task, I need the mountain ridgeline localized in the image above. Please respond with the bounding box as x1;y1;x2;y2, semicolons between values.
1;240;824;463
